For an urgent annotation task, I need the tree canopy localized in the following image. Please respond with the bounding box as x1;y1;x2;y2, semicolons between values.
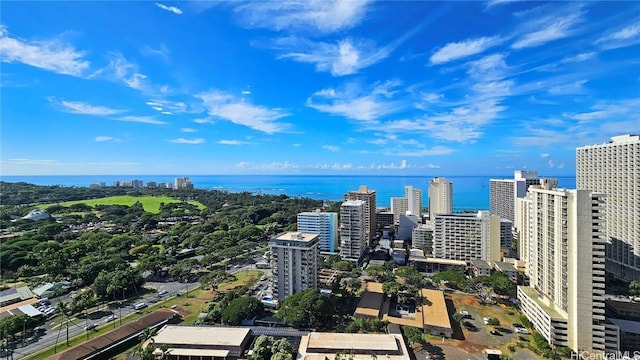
277;289;334;329
221;296;264;325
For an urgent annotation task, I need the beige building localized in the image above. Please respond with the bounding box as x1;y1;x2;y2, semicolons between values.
147;325;251;360
405;185;423;218
271;232;320;302
432;211;501;262
390;196;408;223
340;200;367;261
428;177;452;221
516;186;608;352
298;332;411;360
344;186;377;243
577;134;640;281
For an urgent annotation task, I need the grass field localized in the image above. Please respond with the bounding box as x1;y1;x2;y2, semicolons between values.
47;195;206;214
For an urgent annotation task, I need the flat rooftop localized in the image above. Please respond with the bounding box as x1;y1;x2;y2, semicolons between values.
420;289;452;330
518;286;565;319
153;325;251;347
494;261;517;272
354;282;384;318
273;232;319;243
298;333;410;360
410;257;467;266
471;259;492;269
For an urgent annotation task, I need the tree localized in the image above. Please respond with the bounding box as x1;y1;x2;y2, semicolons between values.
250;335;275;360
221;297;264;325
277;289;334;329
394;266;423;287
629;280;640;297
489;272;515;295
54;301;71;352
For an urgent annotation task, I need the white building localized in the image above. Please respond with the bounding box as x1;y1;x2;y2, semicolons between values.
297;210;339;254
490;170;541;223
345;186;377;243
270;232;320;302
428;177;452;221
340;200;367;261
432;211;501;262
391;196;408;223
516;186;608;352
412;224;434;252
405;185;423;218
577;134;640;281
174;177;193;190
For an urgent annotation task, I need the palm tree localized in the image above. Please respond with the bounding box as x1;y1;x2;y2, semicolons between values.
54;301;71;353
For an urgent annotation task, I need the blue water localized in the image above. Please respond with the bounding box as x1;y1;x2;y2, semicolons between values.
0;175;576;211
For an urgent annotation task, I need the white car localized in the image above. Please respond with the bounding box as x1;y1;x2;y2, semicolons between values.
515;327;529;334
104;315;117;323
459;311;469;317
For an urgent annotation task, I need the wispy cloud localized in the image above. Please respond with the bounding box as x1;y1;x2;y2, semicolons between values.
141;44;170;61
94;136;118;142
105;53;149;91
181;128;197;133
168;138;205;144
196;90;290;133
484;0;523;9
54;99;126;116
155;3;183;15
563;97;640;123
276;37;391;76
512;7;585;49
561;52;596;63
231;0;371;34
540;153;550;158
307;80;406;122
382;146;453;157
218;140;250;145
118;115;168;125
0;26;89;77
596;21;640;49
8;158;58;165
322;145;340;152
430;36;502;65
548;80;588;95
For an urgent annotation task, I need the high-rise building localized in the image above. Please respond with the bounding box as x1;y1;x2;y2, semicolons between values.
577;134;640;281
297;210;339;254
270;232;320;302
428;177;452;221
405;185;423;218
517;186;607;352
340;200;367;261
412;224;433;251
432;211;501;262
345;186;377;243
390;197;408;223
174;177;193;190
490;170;541;223
132;179;144;190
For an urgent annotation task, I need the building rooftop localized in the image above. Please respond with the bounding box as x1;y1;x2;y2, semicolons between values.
153;325;251;347
518;286;565;320
354;283;384;318
409;257;467;266
471;259;492;269
494;261;517;272
273;232;320;243
298;333;409;360
420;289;452;330
0;286;35;304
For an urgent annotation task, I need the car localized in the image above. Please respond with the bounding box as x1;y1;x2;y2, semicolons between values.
104;315;117;323
462;321;474;328
512;323;524;328
133;302;147;310
483;317;491;325
84;323;97;331
515;327;529;334
459;310;469;317
158;289;169;297
490;330;502;336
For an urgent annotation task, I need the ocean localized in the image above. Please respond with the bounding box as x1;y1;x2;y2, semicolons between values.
1;175;576;211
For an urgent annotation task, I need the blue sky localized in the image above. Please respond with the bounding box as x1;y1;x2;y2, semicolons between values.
1;1;638;176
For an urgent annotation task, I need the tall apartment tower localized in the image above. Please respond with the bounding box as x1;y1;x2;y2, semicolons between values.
490;170;541;223
339;200;367;261
432;211;501;262
577;134;640;281
344;186;377;243
297;210;339;254
390;197;408;223
516;186;607;352
405;185;423;218
270;232;320;302
428;177;452;221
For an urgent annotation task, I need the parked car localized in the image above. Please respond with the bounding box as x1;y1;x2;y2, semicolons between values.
515;327;529;334
490;330;502;336
104;315;117;323
84;323;97;331
158;289;169;297
459;310;469;317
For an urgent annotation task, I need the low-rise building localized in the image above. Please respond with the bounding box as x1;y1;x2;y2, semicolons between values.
470;259;492;277
148;326;252;360
298;333;410;360
493;261;518;282
0;286;35;307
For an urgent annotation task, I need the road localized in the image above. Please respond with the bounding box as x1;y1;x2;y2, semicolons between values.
4;281;198;360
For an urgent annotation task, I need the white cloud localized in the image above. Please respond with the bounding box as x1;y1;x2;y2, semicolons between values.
382;146;453;157
241;90;252;95
484;0;523;9
181;128;197;133
56;99;126;116
9;158;58;165
596;21;640;49
0;26;89;76
322;145;340;152
197;90;290;133
168;138;205;144
155;3;183;15
561;52;595;63
118;115;168;125
94;136;120;142
430;36;502;65
141;44;170;61
548;159;555;168
512;9;584;49
194;118;214;124
218;140;250;145
307;80;406;122
563;97;640;123
276;37;391;76
106;53;149;91
548;80;588;95
232;0;371;34
540;153;551;158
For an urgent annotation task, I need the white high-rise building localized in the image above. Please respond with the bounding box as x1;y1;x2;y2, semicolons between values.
428;177;452;221
577;134;640;281
517;186;607;352
174;177;193;190
405;185;423;218
297;210;339;254
432;211;501;262
340;200;367;261
270;232;320;302
412;224;433;252
390;197;408;223
490;170;541;223
345;186;377;243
